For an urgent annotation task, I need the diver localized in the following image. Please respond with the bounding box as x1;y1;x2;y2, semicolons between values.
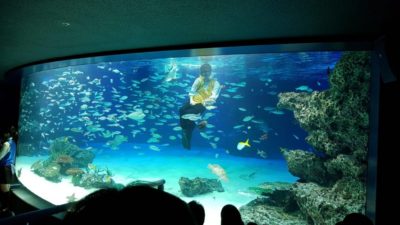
179;63;221;150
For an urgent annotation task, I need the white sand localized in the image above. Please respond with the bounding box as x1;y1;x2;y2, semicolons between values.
15;148;297;225
16;156;97;205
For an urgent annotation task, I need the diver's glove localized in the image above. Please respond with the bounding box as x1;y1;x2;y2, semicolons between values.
203;98;216;106
189;96;196;105
203;98;216;110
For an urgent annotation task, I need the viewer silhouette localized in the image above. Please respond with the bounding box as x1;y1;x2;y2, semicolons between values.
246;222;258;225
0;126;18;218
63;185;196;225
220;204;244;225
188;200;205;225
341;212;374;225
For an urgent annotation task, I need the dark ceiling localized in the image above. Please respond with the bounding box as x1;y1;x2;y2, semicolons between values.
0;0;397;81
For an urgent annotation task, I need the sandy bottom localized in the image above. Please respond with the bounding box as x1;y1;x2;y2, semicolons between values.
16;146;297;225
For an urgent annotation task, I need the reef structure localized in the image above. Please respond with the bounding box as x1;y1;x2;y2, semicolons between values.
241;52;371;225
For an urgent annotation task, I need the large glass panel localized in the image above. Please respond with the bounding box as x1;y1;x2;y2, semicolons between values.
16;49;372;225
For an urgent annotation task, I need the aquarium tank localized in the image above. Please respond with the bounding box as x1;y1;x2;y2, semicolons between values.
15;45;375;225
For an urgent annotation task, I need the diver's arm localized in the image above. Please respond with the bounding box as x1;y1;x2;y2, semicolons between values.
189;78;201;95
211;80;221;100
189;78;201;105
189;96;196;105
205;80;221;104
0;142;10;160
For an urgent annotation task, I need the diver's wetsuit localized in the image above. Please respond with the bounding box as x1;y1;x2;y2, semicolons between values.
179;101;206;150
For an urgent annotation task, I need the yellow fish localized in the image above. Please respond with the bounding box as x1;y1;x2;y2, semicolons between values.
88;163;96;170
237;139;251;150
103;175;112;183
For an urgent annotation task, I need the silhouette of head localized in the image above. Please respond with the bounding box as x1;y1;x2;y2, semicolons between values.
220;204;244;225
63;185;196;225
342;213;373;225
188;200;205;225
246;222;258;225
2;132;11;143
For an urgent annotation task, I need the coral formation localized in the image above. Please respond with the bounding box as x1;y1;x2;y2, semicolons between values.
30;136;120;189
241;52;371;225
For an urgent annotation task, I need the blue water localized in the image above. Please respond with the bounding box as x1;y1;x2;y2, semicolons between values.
91;143;297;189
19;51;341;159
17;51;342;219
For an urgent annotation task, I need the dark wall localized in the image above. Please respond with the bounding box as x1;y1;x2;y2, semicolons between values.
375;35;399;224
0;81;20;133
377;81;398;225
